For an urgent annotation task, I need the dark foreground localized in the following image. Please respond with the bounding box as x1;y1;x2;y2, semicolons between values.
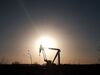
0;64;99;75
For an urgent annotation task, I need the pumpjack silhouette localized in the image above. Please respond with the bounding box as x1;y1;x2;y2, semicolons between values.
39;45;61;65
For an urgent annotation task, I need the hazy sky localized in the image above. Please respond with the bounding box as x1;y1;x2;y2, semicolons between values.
0;0;100;64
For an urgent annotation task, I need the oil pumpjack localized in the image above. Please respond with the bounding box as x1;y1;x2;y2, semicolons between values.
39;45;61;65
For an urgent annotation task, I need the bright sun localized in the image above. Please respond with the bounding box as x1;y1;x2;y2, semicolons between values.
37;36;56;48
40;37;53;47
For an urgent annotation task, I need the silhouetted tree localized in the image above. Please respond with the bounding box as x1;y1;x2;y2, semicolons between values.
12;61;20;64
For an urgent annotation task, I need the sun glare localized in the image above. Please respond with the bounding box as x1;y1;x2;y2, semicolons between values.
37;36;56;48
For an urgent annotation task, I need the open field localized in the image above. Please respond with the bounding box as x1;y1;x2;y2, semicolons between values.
0;64;99;75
